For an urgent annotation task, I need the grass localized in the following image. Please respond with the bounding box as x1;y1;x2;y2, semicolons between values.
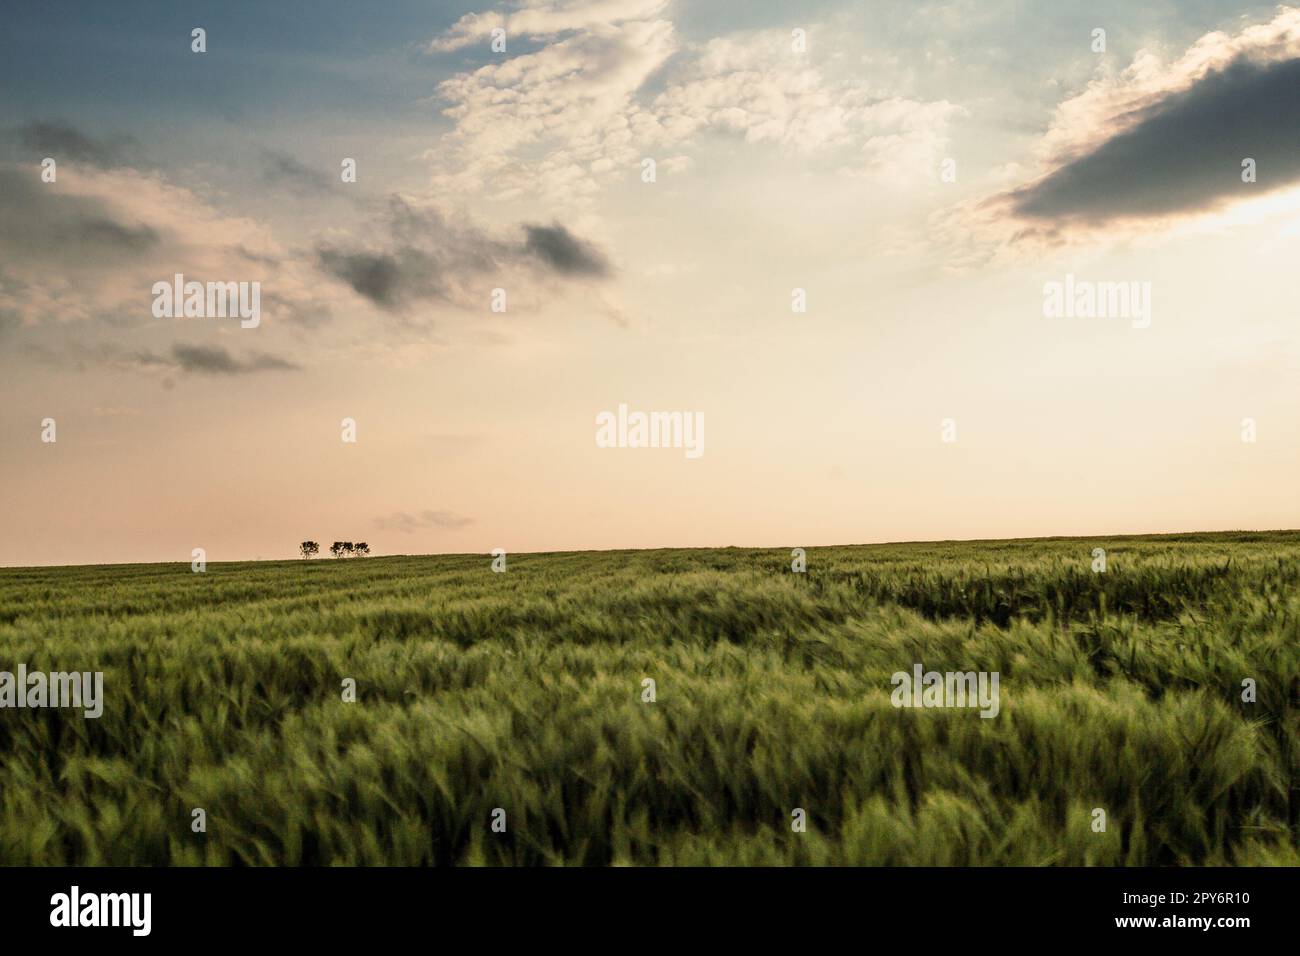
0;531;1297;865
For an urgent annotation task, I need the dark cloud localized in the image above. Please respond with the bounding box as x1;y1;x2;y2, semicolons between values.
15;120;129;168
0;271;28;337
259;148;328;193
131;345;301;375
316;199;506;312
523;223;610;276
317;248;418;309
77;217;159;252
373;510;475;533
316;197;611;312
0;167;158;265
1006;55;1300;224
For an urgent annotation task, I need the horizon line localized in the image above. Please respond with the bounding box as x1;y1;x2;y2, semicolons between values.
4;525;1297;572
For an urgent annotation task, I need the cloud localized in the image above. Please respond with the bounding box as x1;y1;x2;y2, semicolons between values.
651;30;962;178
0;167;160;270
966;8;1300;248
259;148;328;193
14;120;130;168
1;118;609;364
428;0;668;52
78;216;160;251
428;14;678;202
131;344;301;375
317;248;422;309
523;223;610;275
316;196;612;313
1005;55;1300;225
426;14;959;202
373;510;476;533
262;290;334;328
0;125;325;336
171;345;300;374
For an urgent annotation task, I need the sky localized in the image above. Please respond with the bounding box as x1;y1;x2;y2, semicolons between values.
1;0;1298;566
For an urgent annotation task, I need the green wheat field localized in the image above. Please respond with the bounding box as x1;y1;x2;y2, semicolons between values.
1;531;1297;866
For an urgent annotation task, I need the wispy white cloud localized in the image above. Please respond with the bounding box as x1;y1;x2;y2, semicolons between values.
426;11;961;203
427;0;670;52
428;15;677;203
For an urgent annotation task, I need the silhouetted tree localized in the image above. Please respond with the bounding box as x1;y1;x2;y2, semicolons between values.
354;542;370;557
343;541;355;557
330;541;345;558
299;541;320;559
